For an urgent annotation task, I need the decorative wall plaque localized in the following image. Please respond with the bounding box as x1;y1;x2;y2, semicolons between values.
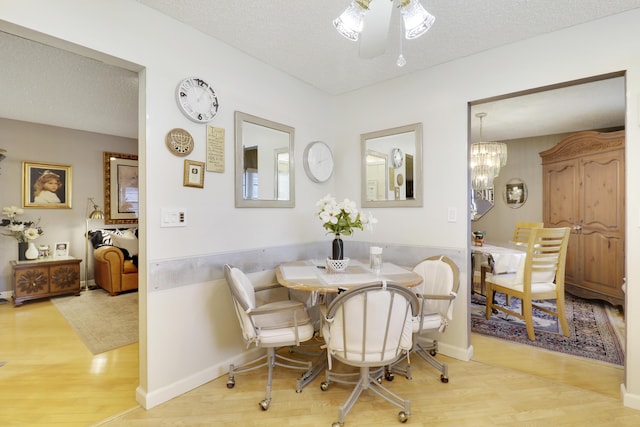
206;125;225;172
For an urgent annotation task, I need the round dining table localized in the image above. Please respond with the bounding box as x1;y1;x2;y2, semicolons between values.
276;258;423;295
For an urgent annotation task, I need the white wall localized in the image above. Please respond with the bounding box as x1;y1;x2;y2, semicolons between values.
2;0;640;411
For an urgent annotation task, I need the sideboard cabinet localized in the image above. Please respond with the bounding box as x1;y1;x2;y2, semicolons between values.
11;257;81;306
540;130;625;309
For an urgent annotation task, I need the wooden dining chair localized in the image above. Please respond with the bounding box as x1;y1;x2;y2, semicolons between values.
485;227;571;341
512;221;544;245
493;221;543;305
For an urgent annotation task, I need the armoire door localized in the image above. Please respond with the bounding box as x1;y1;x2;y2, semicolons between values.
540;130;625;308
542;157;580;286
580;149;625;304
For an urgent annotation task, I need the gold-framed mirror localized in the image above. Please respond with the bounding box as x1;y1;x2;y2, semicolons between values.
234;111;295;208
103;152;138;224
361;123;422;208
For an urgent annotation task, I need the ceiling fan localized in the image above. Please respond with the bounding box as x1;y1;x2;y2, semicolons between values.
333;0;435;60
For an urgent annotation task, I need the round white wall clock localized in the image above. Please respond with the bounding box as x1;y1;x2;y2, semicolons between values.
303;141;334;183
176;77;219;123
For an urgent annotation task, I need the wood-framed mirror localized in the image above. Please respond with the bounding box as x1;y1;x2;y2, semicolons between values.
103;152;139;224
361;123;423;208
234;111;295;208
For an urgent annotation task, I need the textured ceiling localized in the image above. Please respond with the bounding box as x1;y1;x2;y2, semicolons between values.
135;0;640;95
0;31;139;139
0;1;636;140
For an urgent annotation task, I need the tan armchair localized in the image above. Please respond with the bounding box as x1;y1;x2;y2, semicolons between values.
94;245;138;295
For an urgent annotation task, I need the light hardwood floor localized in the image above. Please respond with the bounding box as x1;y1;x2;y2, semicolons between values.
0;298;138;427
2;297;638;426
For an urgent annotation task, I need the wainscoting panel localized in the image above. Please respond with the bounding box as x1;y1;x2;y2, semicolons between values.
148;241;466;293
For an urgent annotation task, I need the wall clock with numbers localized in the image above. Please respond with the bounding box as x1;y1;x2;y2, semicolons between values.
175;77;219;123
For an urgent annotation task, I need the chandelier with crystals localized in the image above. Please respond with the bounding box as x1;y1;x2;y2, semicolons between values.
470;113;507;191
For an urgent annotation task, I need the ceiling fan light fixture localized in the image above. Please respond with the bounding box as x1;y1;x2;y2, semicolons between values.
333;0;371;41
399;0;435;40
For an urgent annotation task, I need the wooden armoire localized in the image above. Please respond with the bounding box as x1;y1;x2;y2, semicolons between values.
539;130;625;309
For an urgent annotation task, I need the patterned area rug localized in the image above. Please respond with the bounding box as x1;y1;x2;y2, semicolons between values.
52;288;138;354
471;292;624;366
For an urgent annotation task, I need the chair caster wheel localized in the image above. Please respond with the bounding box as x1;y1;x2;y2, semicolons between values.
259;399;270;411
320;381;329;391
385;371;395;381
399;411;409;423
226;378;235;389
331;422;343;427
440;375;449;383
429;350;437;356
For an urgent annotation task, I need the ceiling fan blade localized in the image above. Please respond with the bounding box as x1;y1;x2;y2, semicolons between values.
359;0;393;59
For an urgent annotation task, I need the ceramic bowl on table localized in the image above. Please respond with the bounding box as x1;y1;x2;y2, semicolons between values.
326;257;350;272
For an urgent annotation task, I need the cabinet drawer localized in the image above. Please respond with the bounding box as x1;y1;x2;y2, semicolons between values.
14;267;49;298
50;264;80;293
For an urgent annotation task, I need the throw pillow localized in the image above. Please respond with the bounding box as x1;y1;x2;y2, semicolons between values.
88;229;116;248
108;229;138;256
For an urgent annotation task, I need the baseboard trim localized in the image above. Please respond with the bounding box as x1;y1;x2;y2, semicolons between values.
136;347;264;410
438;341;473;362
622;383;640;410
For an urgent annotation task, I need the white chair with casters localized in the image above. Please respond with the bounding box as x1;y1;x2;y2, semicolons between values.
388;255;459;383
223;264;316;410
320;281;419;426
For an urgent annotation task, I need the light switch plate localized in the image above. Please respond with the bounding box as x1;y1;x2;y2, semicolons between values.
447;207;457;223
161;208;187;227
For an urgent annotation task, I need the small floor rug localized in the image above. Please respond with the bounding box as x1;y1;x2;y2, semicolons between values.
471;292;624;366
51;288;138;354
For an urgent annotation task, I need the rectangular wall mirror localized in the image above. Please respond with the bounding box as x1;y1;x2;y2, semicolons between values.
361;122;423;208
234;111;295;208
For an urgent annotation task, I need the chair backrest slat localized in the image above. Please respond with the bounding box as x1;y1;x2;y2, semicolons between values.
513;221;544;244
523;227;571;289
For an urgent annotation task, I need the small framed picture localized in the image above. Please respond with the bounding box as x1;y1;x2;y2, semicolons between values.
22;161;72;208
503;178;528;209
54;242;70;258
183;160;205;188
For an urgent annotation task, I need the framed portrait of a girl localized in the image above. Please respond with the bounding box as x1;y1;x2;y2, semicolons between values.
22;161;72;209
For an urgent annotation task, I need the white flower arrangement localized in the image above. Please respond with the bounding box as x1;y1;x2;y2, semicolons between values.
1;205;44;243
316;194;377;236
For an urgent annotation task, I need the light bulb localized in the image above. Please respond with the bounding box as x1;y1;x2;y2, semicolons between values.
396;54;406;67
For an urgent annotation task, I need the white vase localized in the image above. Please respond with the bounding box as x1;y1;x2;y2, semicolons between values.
25;242;39;260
